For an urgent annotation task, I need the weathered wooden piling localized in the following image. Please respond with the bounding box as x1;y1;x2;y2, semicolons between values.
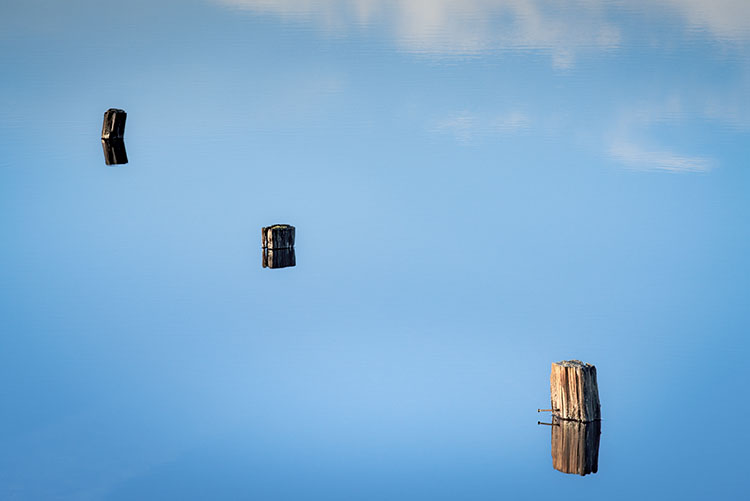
262;225;295;250
262;247;296;269
101;139;128;165
101;108;126;140
550;360;600;423
551;417;601;476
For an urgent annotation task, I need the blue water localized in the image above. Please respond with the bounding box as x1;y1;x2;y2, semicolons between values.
1;1;749;499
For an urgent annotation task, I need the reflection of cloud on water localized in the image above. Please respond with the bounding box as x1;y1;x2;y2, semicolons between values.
215;0;748;173
606;97;720;173
215;0;750;61
666;0;750;41
432;110;531;142
608;141;713;173
215;0;621;65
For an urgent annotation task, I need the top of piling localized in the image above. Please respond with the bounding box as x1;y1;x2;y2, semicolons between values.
102;108;127;140
555;360;594;369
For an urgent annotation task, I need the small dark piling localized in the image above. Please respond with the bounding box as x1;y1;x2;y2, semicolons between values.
102;108;127;140
262;225;295;250
262;224;296;269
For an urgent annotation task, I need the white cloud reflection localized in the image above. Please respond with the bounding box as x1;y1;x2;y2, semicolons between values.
216;0;750;61
608;141;713;173
605;96;726;172
666;0;750;41
216;0;622;65
214;0;750;173
433;110;530;142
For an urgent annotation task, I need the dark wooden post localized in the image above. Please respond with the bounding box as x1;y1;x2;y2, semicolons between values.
262;247;296;269
102;108;127;139
551;418;601;476
550;360;601;423
261;224;296;269
262;225;295;250
101;139;128;165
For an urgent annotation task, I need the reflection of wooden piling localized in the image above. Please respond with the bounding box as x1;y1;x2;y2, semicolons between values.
262;247;296;269
101;139;128;165
551;417;601;476
550;360;600;423
102;108;126;139
262;225;295;249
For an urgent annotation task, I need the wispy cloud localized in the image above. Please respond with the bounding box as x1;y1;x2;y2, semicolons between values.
215;0;621;65
608;141;713;173
665;0;750;42
214;0;747;171
214;0;750;65
432;110;530;142
605;96;721;173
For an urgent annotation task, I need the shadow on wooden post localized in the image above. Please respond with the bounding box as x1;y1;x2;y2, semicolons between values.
261;224;296;269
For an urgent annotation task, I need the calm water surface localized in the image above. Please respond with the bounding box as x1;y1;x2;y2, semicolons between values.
1;1;749;499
